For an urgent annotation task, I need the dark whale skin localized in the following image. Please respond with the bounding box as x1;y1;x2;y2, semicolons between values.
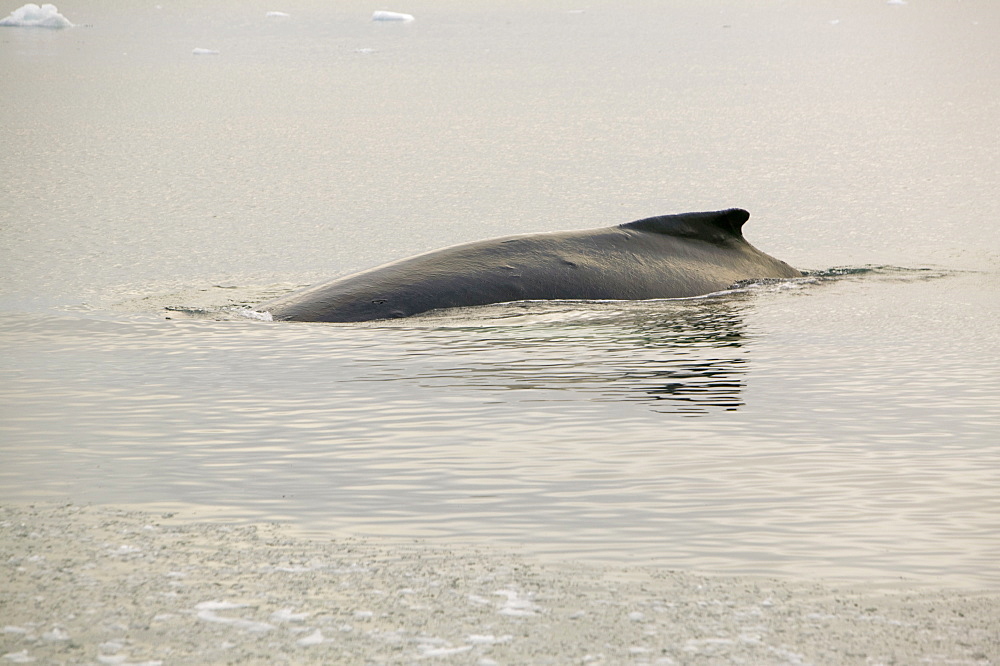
259;208;801;322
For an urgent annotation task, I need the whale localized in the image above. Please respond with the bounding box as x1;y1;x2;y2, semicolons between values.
258;208;801;322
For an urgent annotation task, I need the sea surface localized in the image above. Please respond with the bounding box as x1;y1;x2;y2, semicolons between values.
1;0;998;589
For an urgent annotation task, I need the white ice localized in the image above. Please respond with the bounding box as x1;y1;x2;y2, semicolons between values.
372;10;414;22
296;629;324;646
265;11;290;18
420;645;472;657
96;656;164;666
494;589;541;617
195;600;245;611
194;601;275;632
269;608;309;622
192;48;220;56
0;3;73;29
467;634;513;645
41;627;69;642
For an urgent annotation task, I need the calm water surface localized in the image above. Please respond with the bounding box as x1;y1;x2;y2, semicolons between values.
1;0;998;589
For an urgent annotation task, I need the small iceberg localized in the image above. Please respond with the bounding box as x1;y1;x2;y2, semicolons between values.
265;11;290;18
372;10;414;22
0;3;74;28
192;47;220;55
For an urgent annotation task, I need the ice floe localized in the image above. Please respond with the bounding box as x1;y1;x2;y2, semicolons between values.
295;629;324;646
269;608;309;623
418;643;472;658
192;48;220;56
194;601;275;633
372;10;414;22
0;3;73;28
467;634;513;645
41;627;69;642
494;589;541;617
265;11;289;18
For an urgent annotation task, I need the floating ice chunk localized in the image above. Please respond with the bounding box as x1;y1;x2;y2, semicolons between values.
0;4;73;29
467;634;512;645
886;0;907;4
195;601;274;632
195;601;246;611
41;627;70;642
2;627;28;634
296;629;324;646
494;589;541;617
96;656;127;665
265;11;290;18
372;10;414;22
269;608;309;623
420;645;472;657
96;657;162;666
1;651;35;663
192;48;220;56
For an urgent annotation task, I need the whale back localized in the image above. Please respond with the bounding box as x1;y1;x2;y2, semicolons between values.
259;208;800;322
620;208;749;244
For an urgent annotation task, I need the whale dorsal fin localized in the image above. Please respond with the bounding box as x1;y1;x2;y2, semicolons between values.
620;208;750;243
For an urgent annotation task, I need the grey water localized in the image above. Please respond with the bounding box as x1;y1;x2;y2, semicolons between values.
2;0;998;589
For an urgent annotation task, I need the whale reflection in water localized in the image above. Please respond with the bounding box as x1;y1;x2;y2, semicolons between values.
408;298;751;416
599;302;748;415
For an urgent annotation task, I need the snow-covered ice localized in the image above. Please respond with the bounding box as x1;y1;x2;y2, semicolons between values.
0;3;73;28
372;10;414;22
269;608;309;623
494;589;541;617
295;629;324;646
194;601;275;633
192;48;220;56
